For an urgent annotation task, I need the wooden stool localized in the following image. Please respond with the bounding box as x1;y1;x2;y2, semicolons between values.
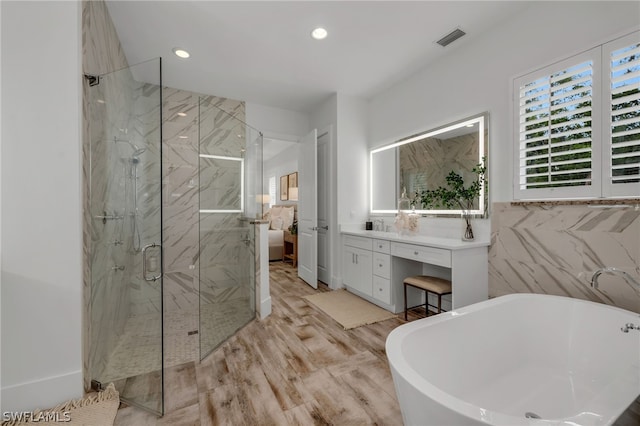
403;275;452;320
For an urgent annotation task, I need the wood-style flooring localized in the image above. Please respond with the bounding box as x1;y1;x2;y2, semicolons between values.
114;261;420;425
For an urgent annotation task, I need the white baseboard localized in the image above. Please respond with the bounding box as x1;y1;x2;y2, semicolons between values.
331;276;343;290
1;370;83;413
260;296;272;319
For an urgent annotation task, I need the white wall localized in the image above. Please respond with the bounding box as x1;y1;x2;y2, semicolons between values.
368;1;640;203
246;102;308;208
245;102;309;141
307;94;368;288
0;1;83;412
336;94;369;226
264;144;299;207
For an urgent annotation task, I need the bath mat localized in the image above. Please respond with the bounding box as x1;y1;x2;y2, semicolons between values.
303;289;397;329
2;383;120;426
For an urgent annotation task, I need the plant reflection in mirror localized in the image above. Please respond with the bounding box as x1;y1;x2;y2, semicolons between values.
414;158;487;240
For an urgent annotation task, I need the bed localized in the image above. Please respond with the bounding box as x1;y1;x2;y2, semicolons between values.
265;204;296;261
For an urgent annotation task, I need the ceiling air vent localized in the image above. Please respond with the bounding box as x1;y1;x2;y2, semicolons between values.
436;28;466;47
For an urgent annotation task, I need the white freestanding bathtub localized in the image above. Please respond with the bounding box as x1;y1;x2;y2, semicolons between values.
386;294;640;426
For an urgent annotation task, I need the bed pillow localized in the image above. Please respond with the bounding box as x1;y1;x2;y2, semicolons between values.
270;206;283;219
270;216;284;230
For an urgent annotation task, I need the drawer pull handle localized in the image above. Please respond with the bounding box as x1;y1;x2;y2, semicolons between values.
379;263;383;267
414;251;419;255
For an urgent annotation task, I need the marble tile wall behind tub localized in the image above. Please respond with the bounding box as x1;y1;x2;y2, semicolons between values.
82;0;131;388
489;202;640;314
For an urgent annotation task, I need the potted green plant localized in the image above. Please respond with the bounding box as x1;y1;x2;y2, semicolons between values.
288;219;298;235
414;160;486;241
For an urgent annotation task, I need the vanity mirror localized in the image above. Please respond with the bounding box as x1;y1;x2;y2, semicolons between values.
370;113;488;215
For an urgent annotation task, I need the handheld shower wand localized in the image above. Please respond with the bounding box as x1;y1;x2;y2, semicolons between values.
114;137;146;252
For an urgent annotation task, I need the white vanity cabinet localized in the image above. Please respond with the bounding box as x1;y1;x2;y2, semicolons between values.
372;240;392;305
342;235;373;296
341;230;489;313
342;235;395;310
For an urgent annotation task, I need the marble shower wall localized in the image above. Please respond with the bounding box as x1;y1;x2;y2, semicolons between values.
161;88;252;360
198;96;256;356
489;202;640;314
161;88;245;313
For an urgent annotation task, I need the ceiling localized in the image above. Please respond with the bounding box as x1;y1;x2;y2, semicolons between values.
106;1;530;113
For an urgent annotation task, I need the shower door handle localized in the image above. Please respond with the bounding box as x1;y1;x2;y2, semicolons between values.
142;243;162;282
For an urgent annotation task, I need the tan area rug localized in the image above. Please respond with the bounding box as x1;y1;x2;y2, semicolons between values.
2;383;119;426
304;289;397;329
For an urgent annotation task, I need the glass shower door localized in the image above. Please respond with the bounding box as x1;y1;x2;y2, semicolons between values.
198;98;261;358
87;58;164;415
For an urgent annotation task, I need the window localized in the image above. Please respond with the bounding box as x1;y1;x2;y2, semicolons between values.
268;176;276;208
514;31;639;200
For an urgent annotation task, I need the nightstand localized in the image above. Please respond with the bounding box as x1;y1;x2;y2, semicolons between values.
283;231;298;267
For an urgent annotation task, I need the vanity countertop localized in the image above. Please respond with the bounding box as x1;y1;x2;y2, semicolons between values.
341;229;490;251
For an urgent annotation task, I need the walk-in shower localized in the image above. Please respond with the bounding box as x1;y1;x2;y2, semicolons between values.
86;57;263;416
86;58;164;414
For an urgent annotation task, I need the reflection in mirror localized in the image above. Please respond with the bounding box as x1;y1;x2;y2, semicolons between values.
370;113;487;215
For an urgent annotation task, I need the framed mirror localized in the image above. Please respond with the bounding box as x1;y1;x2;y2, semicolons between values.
370;113;488;215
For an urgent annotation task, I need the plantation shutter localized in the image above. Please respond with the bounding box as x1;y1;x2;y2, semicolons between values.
514;48;601;200
268;176;276;208
604;32;640;197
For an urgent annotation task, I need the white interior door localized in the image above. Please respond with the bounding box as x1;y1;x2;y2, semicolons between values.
317;131;330;284
298;129;318;288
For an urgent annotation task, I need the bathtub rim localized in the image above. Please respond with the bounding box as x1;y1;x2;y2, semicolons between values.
385;293;640;425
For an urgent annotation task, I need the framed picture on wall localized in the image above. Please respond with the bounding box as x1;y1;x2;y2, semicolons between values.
280;175;288;201
288;172;298;189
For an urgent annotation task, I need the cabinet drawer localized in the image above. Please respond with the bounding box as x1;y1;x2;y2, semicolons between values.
373;275;391;305
391;242;451;268
343;235;372;251
373;253;391;279
373;239;390;254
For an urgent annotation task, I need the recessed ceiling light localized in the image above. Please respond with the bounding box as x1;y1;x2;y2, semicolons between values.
172;48;190;59
178;136;188;139
177;112;187;117
311;27;328;40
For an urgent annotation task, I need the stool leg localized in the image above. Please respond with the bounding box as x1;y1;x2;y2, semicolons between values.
437;293;442;314
404;283;408;321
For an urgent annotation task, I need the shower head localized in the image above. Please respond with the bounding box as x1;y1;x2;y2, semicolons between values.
114;137;146;158
132;147;146;157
